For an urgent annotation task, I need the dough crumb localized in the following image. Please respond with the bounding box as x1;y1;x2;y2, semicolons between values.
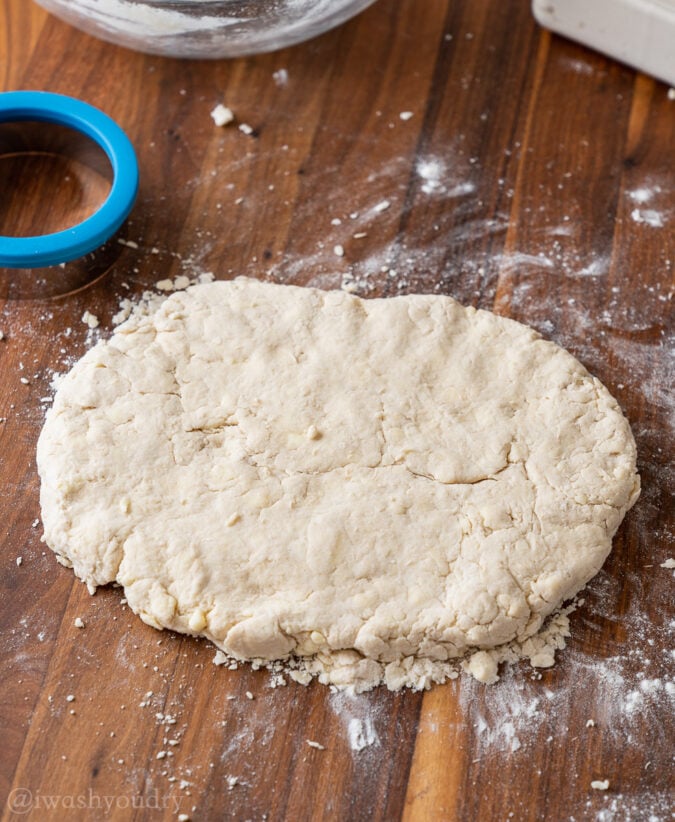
81;311;99;329
660;558;675;569
74;617;85;629
226;776;239;790
528;649;556;668
586;719;595;727
188;610;207;632
113;299;135;326
210;104;234;127
238;123;254;135
273;68;288;87
16;556;22;566
306;425;321;440
464;651;499;684
226;512;240;527
245;691;254;700
399;111;414;120
306;740;326;750
591;779;610;791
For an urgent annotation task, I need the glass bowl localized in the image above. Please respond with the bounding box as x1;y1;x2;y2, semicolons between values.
33;0;379;58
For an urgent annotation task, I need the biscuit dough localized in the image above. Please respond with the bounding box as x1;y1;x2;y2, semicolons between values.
37;278;640;688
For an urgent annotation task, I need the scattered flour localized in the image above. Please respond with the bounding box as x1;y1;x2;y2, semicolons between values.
347;718;379;752
5;54;670;822
631;208;664;228
329;691;383;753
627;186;660;204
416;157;476;198
61;0;238;37
560;56;595;76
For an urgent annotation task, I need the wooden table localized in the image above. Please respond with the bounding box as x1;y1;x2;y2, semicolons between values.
1;2;673;820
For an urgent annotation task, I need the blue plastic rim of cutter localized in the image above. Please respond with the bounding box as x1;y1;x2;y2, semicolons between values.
0;91;139;268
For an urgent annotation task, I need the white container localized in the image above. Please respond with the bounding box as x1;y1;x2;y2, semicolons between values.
533;0;675;86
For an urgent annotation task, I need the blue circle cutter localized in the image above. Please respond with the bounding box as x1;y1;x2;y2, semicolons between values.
0;91;139;268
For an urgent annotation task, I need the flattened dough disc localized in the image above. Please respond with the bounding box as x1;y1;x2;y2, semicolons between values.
37;278;640;685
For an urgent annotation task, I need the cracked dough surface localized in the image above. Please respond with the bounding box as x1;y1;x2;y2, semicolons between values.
37;278;640;684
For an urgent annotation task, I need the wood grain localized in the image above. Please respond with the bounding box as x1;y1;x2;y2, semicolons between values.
0;2;673;820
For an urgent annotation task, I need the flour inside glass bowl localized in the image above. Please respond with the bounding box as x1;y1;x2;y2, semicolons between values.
33;0;379;57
